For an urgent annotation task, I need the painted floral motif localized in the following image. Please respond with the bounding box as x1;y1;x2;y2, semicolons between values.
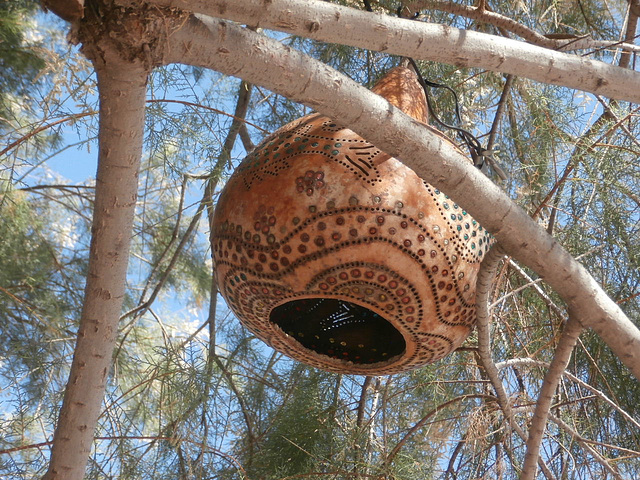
295;170;325;196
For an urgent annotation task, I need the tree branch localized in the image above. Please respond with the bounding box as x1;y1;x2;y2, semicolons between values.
119;182;207;323
42;44;150;480
405;0;560;48
546;412;621;478
618;1;640;69
164;14;640;379
475;244;555;479
496;358;640;430
204;77;258;454
0;111;96;157
521;316;584;480
405;0;640;53
144;0;640;103
381;394;496;472
512;406;623;478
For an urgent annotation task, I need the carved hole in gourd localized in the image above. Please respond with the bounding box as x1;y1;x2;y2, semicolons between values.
270;298;406;364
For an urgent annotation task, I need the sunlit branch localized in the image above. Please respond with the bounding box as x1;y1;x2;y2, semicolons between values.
163;14;640;382
141;0;640;103
405;0;640;53
475;244;555;479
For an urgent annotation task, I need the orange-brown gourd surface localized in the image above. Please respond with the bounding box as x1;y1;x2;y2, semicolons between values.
212;67;492;374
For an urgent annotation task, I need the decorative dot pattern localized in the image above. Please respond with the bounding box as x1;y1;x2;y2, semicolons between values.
236;116;387;191
212;67;493;375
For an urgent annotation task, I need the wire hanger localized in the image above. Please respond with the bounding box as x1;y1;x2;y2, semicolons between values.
364;1;507;180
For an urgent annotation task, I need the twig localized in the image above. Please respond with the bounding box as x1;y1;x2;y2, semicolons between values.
513;404;623;478
486;75;513;153
496;259;564;317
135;175;189;310
496;358;640;430
381;394;496;471
0;111;96;157
546;413;621;479
475;243;556;479
147;98;267;133
119;186;207;322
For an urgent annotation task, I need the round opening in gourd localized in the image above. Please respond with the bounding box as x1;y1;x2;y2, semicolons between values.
270;298;406;364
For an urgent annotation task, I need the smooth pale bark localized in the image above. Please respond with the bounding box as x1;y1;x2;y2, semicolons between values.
144;0;640;103
165;16;640;381
406;0;640;53
520;316;583;479
42;50;148;480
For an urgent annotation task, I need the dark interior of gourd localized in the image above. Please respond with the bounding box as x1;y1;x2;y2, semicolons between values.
270;298;406;364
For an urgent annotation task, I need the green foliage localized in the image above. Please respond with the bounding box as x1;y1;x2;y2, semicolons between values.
1;0;639;479
0;189;79;384
0;188;84;477
245;366;337;479
0;0;46;129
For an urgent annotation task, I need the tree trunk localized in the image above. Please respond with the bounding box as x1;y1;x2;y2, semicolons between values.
42;47;149;480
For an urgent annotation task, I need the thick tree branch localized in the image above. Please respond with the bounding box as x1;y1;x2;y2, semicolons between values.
475;246;510;411
145;0;640;103
475;244;555;479
164;15;640;380
42;48;149;480
39;5;189;479
407;0;561;49
619;1;640;69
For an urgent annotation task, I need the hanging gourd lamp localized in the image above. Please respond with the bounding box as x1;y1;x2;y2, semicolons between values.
212;66;492;375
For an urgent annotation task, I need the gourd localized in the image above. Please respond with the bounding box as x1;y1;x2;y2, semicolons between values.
212;66;492;375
